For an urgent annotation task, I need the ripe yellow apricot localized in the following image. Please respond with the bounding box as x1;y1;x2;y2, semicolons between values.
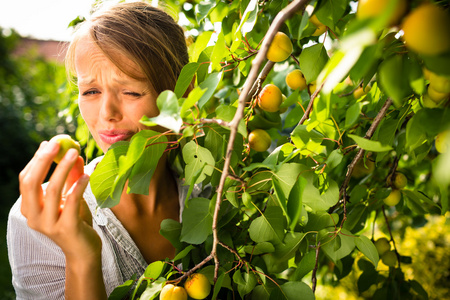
353;85;371;99
160;284;187;300
393;172;407;189
429;72;450;94
435;130;450;154
427;85;449;103
184;273;211;300
49;134;81;164
310;15;327;36
266;32;293;62
381;250;397;267
383;189;401;206
248;129;271;152
258;84;283;112
286;69;307;91
356;0;407;26
374;238;391;255
401;3;450;56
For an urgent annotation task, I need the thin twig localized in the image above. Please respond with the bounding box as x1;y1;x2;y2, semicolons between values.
298;81;324;125
311;241;321;293
199;118;230;127
209;0;311;282
382;206;401;268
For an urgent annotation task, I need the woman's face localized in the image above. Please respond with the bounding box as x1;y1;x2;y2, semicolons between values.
74;37;159;152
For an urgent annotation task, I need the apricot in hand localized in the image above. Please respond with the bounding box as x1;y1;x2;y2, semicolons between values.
266;32;293;62
258;84;283;112
248;129;271;152
160;284;187;300
184;273;211;300
49;134;81;164
286;69;307;91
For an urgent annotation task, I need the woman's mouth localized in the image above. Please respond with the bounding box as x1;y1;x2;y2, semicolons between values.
98;130;134;145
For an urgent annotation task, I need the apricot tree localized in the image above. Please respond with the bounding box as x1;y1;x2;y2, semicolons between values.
76;0;450;299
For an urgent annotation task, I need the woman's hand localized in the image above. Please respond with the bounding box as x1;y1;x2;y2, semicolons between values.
19;140;102;261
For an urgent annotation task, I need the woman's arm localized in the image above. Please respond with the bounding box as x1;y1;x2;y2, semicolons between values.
18;140;107;299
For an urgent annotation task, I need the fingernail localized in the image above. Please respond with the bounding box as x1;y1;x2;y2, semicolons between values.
65;148;78;160
44;141;59;153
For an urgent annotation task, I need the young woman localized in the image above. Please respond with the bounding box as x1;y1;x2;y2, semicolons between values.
7;2;191;298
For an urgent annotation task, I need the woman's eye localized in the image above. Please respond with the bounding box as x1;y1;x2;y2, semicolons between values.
125;92;143;98
82;90;99;96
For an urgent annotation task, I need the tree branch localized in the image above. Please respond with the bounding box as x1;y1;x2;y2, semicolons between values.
209;0;311;282
382;206;401;268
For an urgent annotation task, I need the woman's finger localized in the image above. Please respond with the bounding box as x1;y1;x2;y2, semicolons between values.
60;174;90;222
20;141;60;219
63;156;85;196
42;148;80;223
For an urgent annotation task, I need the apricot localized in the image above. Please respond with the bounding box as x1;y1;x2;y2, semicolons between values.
435;130;450;154
184;273;211;300
374;238;391;255
422;94;440;108
356;0;407;26
286;69;307;91
427;85;449;103
266;32;293;62
381;250;397;267
310;15;327;36
351;159;375;178
429;72;450;94
353;85;371;99
248;129;271;152
401;3;450;56
383;189;401;206
258;84;283;112
393;172;407;189
160;284;187;300
49;134;81;164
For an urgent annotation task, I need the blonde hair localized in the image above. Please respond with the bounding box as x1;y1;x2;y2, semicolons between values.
65;1;189;93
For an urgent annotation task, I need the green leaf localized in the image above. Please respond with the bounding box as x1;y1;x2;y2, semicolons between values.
140;91;182;133
233;270;257;299
139;278;165;300
108;275;136;300
345;102;362;128
180;197;213;244
273;232;305;261
244;242;275;255
378;54;413;107
321;229;356;262
355;235;379;268
198;71;223;108
90;142;128;208
249;206;285;245
182;140;215;184
348;134;393;152
173;245;195;261
211;32;227;71
159;219;182;249
174;62;200;98
287;176;307;230
299;43;329;84
280;281;315;300
144;261;165;280
292;250;316;281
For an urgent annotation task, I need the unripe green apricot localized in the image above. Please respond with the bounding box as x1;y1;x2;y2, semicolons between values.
49;134;81;164
429;72;450;94
381;250;397;267
184;273;211;300
374;238;391;255
435;130;450;154
383;189;401;206
393;172;407;189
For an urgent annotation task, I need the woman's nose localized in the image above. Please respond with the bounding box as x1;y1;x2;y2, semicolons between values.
100;93;123;122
